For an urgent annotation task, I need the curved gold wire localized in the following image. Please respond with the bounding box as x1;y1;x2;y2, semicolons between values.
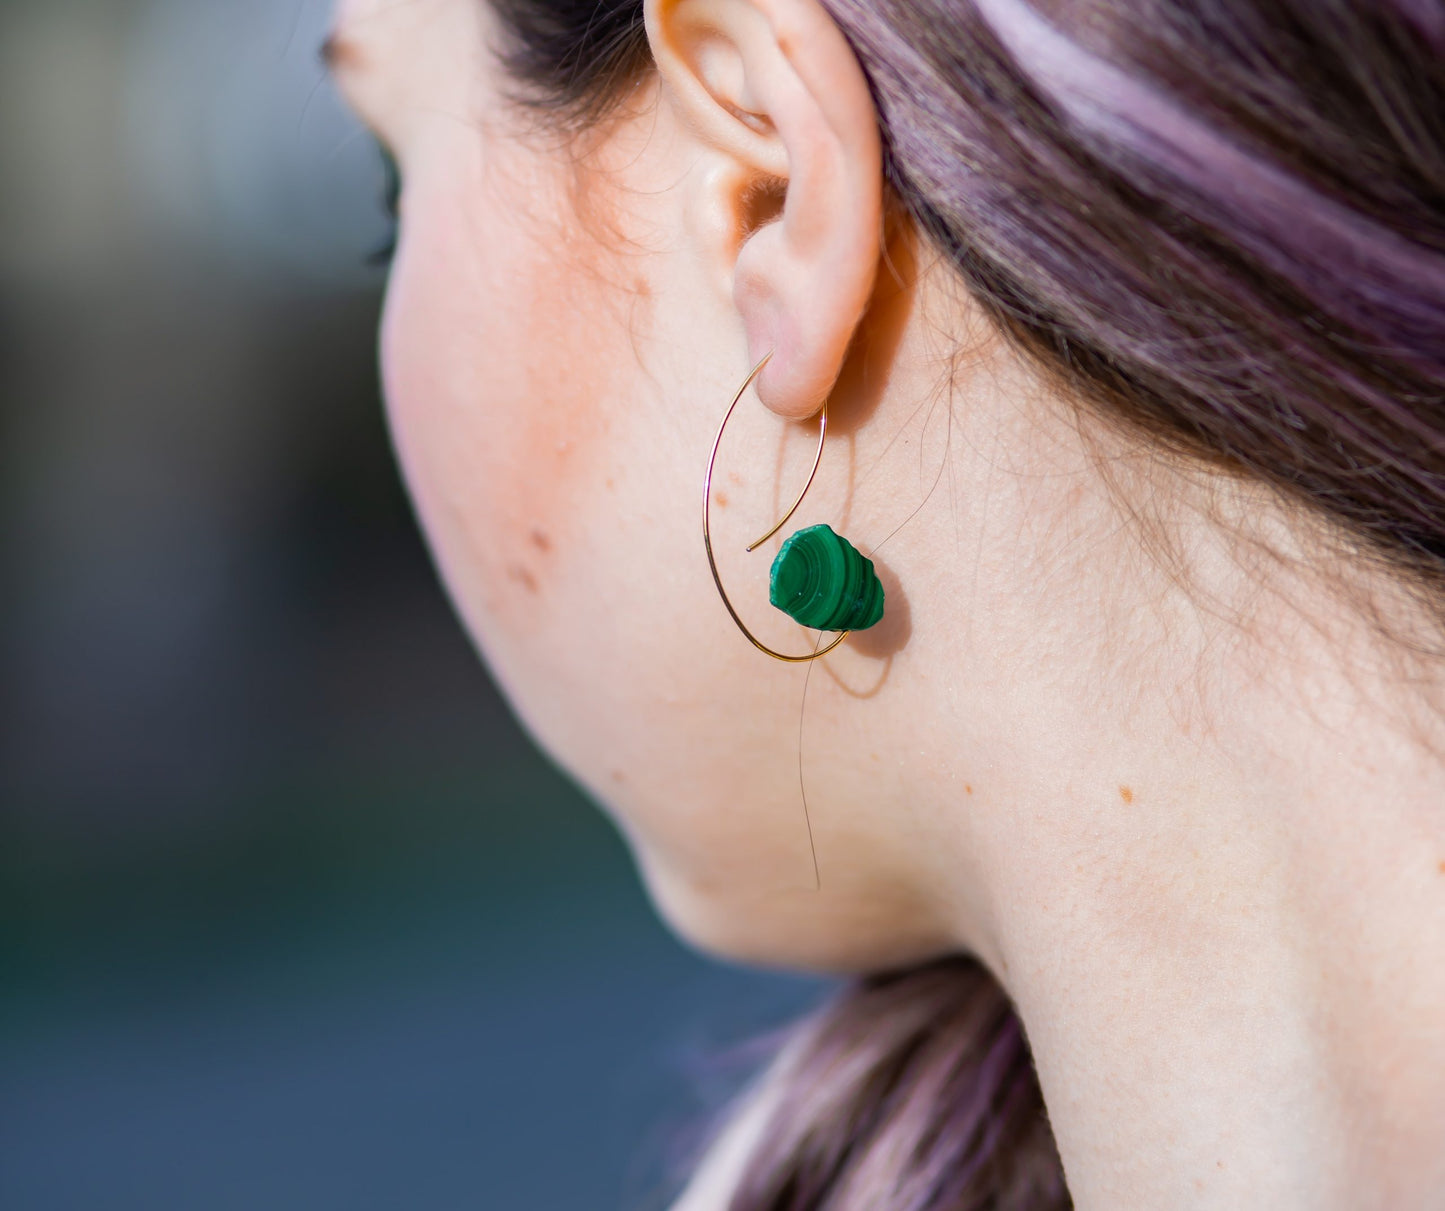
702;352;851;663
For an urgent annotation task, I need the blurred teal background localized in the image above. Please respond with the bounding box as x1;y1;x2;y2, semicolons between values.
0;1;828;1206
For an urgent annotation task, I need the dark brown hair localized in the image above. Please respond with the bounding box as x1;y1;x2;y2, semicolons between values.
484;0;1444;1205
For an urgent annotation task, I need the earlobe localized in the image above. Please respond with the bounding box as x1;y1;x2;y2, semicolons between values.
646;0;883;419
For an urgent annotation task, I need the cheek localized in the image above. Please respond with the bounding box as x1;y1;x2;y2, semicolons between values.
383;182;731;790
372;130;899;955
374;146;718;812
379;151;622;660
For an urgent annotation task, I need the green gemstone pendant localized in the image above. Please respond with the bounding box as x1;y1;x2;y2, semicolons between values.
768;524;885;632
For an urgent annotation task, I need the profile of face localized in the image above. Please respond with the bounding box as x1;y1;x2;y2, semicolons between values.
322;0;1314;979
324;1;1445;1199
326;0;952;968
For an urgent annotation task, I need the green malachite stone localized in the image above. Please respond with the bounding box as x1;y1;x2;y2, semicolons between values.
769;524;885;632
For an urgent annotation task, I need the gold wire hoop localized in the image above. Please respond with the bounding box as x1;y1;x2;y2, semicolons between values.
702;352;851;663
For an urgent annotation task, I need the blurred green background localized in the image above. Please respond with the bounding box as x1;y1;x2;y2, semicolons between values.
0;1;827;1207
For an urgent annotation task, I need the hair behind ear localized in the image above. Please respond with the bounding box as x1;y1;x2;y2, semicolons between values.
693;957;1070;1211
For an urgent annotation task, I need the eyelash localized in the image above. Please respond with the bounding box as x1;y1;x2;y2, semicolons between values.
366;141;402;267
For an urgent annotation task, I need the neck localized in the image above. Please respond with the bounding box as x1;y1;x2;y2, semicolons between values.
829;304;1445;1206
962;594;1445;1208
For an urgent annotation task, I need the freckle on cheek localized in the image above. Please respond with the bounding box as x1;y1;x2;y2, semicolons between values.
713;490;729;509
1119;785;1134;804
507;563;540;593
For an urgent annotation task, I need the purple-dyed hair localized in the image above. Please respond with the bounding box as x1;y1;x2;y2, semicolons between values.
484;0;1443;1206
835;0;1445;583
714;959;1069;1210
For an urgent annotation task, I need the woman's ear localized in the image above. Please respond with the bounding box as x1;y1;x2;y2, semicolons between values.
646;0;883;419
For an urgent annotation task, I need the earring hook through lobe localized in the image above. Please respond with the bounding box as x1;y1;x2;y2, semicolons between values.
702;352;851;663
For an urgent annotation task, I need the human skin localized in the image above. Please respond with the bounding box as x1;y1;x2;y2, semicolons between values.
328;0;1445;1205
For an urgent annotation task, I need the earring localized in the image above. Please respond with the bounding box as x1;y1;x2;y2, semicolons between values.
703;352;885;663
